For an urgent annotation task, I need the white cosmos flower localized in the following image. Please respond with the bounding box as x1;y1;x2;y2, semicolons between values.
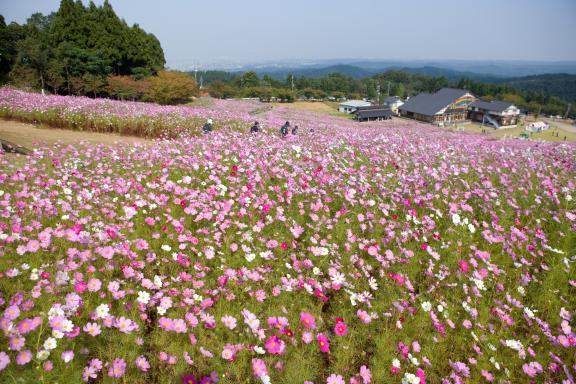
452;213;461;226
95;304;110;319
330;272;346;285
402;373;421;384
43;337;57;350
368;276;378;291
137;291;150;304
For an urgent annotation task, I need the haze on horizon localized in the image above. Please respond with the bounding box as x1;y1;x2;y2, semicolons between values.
2;0;576;70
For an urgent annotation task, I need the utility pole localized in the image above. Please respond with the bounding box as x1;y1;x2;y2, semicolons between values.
291;75;294;91
376;84;381;105
387;81;391;97
564;103;571;119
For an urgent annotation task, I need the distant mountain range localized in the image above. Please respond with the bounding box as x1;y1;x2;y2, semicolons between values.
234;59;576;78
233;63;576;102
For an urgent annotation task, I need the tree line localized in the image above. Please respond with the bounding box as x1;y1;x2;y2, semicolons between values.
200;70;574;118
0;1;198;104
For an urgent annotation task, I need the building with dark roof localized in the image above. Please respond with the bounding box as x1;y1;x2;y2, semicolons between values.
354;106;394;122
468;100;520;128
383;96;404;114
399;88;477;125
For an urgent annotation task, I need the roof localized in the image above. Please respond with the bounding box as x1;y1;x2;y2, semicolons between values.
400;88;473;116
469;100;515;113
355;108;394;119
528;121;548;128
339;100;372;108
384;96;403;104
355;105;391;111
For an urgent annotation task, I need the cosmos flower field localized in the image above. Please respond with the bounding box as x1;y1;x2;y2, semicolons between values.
0;90;575;384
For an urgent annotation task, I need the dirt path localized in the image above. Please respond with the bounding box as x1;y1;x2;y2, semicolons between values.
0;119;151;151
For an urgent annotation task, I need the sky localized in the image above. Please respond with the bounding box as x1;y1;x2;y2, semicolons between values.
2;0;576;69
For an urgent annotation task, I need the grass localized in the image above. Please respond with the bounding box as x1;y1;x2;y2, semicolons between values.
450;121;576;142
272;101;354;119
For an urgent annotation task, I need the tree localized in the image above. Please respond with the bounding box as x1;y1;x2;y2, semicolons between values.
13;35;51;90
106;75;148;100
144;71;198;105
0;17;26;82
238;71;259;88
207;80;236;99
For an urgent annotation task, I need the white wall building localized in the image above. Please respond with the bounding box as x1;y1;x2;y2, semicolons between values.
384;96;404;114
338;100;372;114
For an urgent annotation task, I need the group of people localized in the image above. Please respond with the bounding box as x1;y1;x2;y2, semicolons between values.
279;121;299;137
203;118;312;137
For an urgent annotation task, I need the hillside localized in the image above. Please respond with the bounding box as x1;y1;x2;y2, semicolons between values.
500;74;576;102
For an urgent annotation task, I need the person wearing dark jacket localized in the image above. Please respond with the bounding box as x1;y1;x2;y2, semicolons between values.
202;119;213;134
280;121;289;138
291;125;299;135
250;121;260;134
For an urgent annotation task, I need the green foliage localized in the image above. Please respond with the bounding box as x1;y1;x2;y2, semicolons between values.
106;75;150;100
144;71;198;105
207;80;238;99
4;0;165;96
199;68;574;117
237;71;260;88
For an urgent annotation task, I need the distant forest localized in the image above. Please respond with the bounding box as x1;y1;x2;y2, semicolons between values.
194;69;574;118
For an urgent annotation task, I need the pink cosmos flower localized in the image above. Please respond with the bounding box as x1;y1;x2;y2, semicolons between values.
135;356;150;372
181;374;198;384
87;278;102;292
264;335;285;355
302;331;314;344
416;368;426;384
61;350;74;363
221;346;235;361
108;358;126;377
251;358;268;378
221;315;237;330
0;351;10;371
15;350;32;365
481;370;494;382
326;373;344;384
83;322;102;336
334;322;348;336
300;312;317;329
4;305;20;320
43;360;53;372
17;318;38;334
522;361;543;377
317;333;330;353
360;365;372;384
26;240;40;253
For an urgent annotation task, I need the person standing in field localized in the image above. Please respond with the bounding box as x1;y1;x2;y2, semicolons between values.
203;119;213;134
250;121;260;134
280;121;289;138
291;125;299;135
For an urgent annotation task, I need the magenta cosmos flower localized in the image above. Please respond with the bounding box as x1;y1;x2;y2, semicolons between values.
264;335;285;355
300;312;316;329
317;333;330;353
334;322;348;336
